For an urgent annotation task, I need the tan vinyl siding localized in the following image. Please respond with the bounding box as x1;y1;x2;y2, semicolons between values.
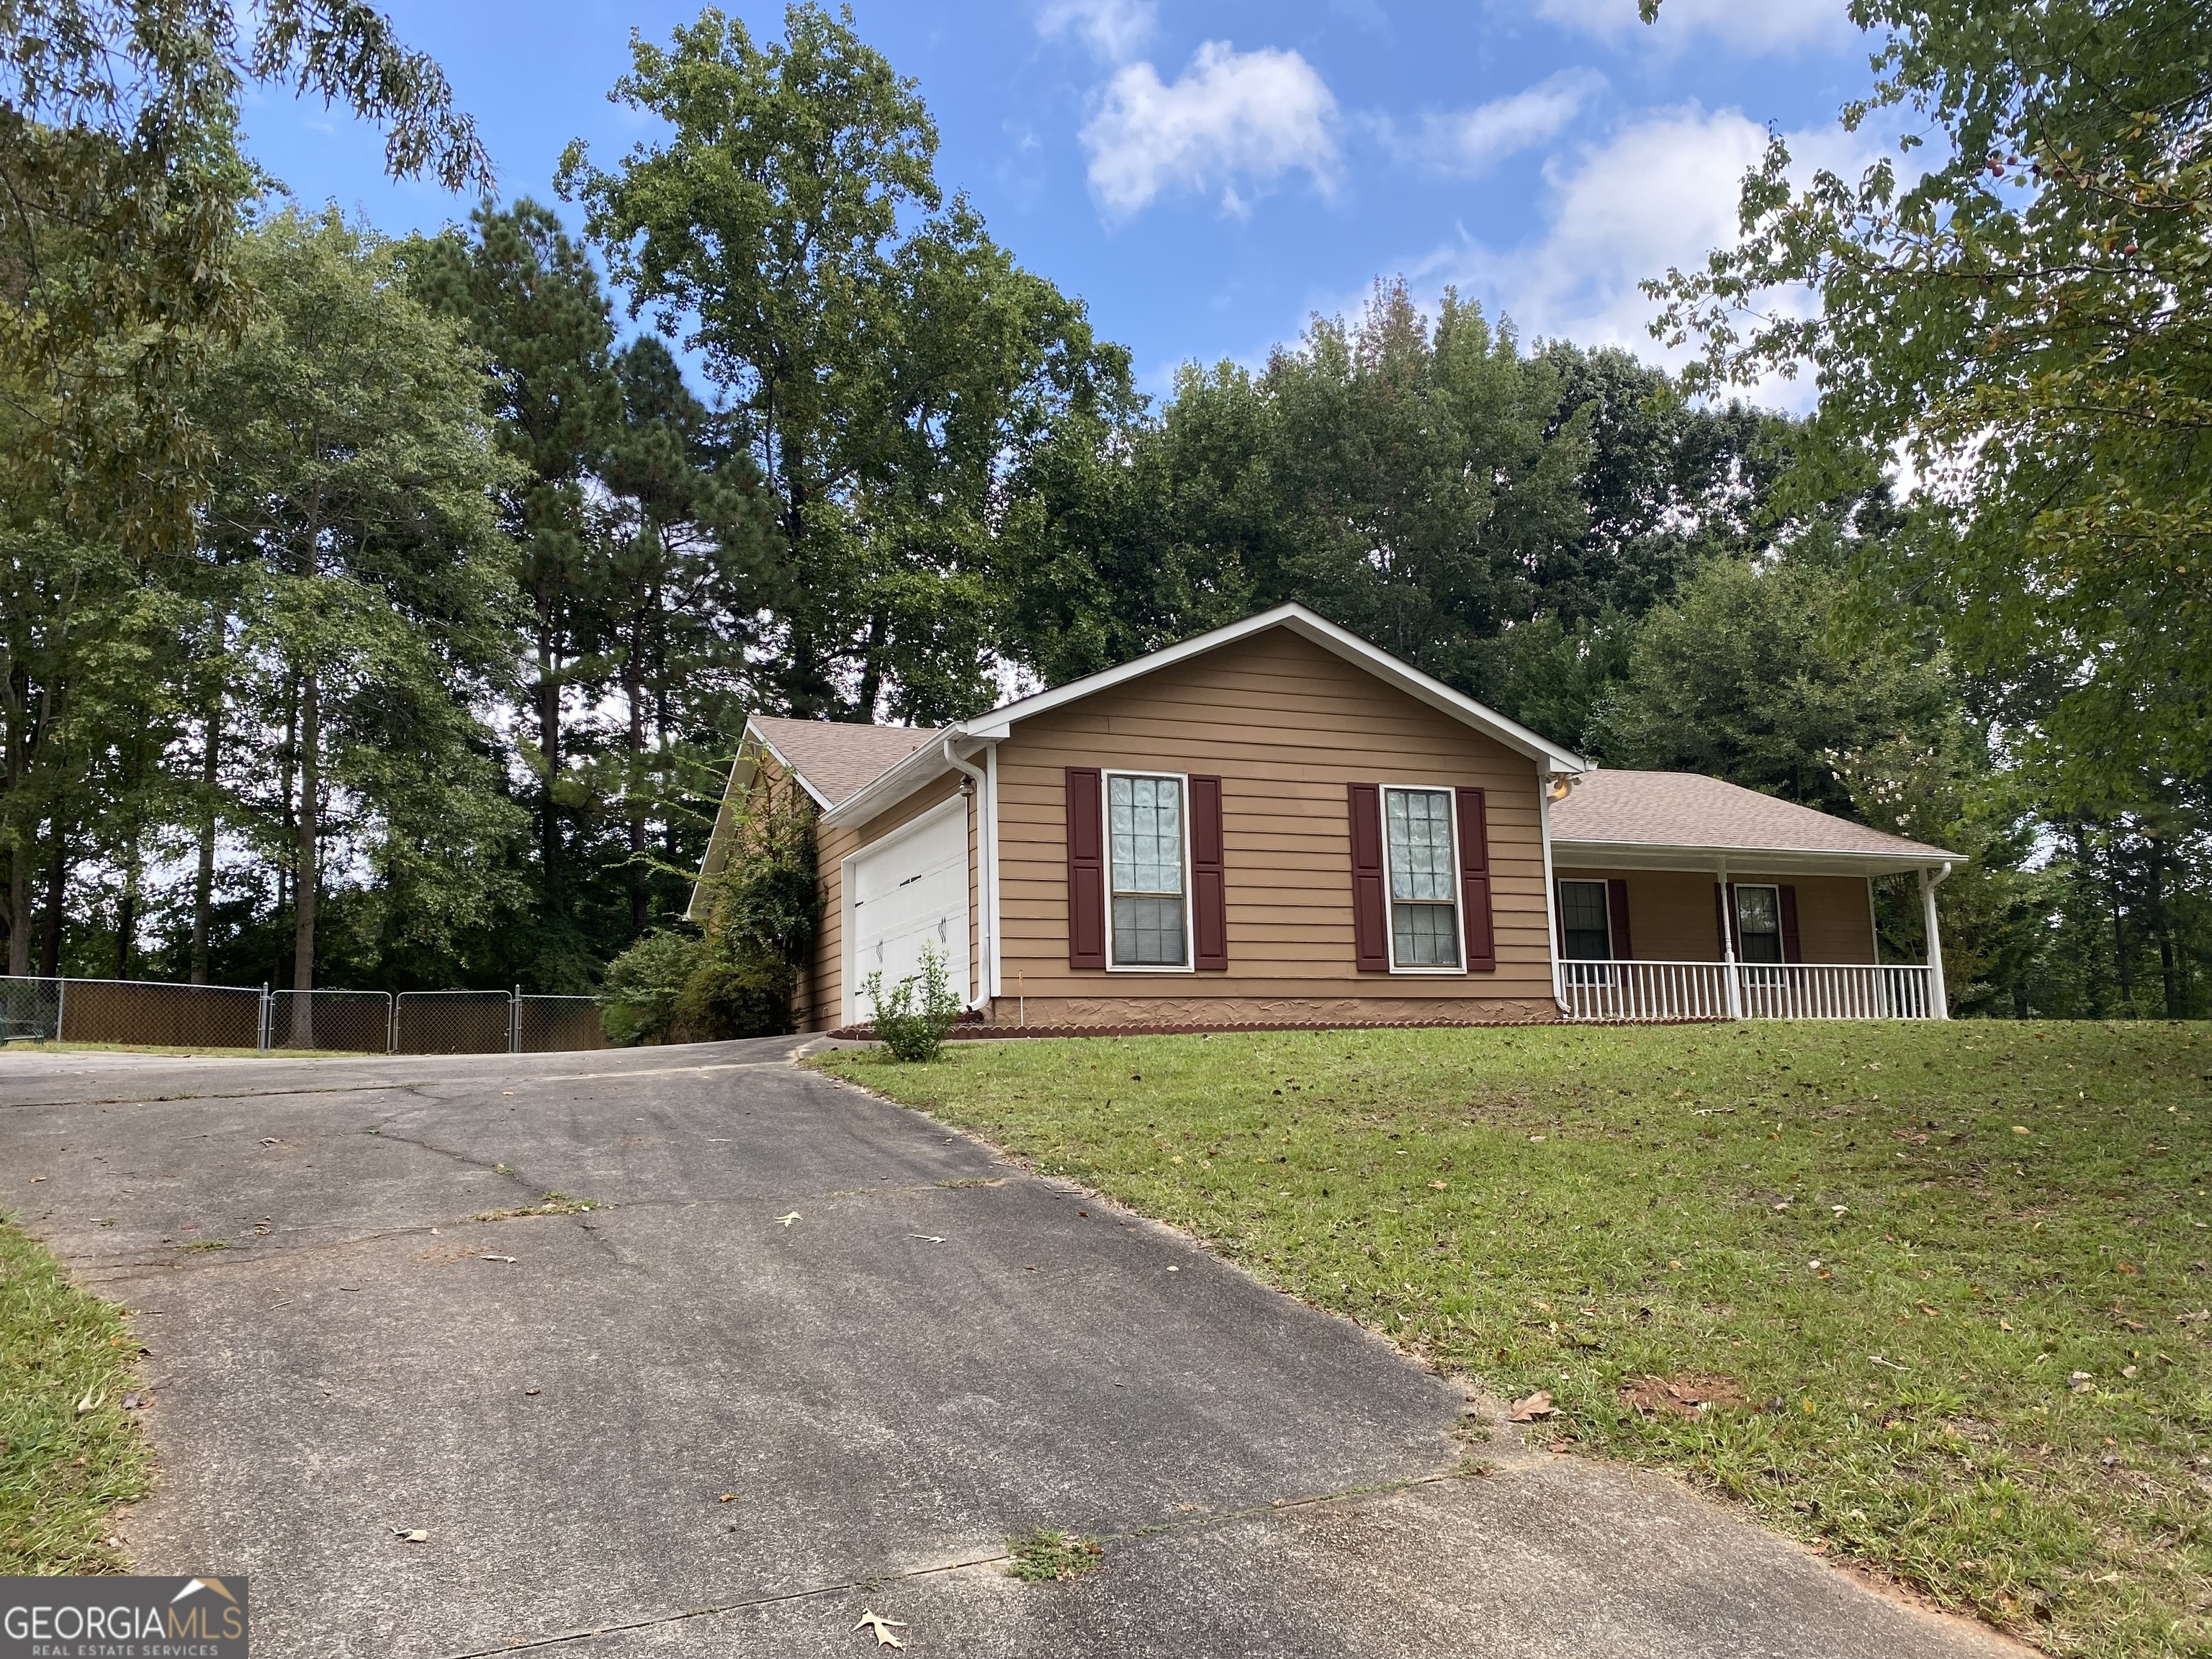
805;770;973;1030
989;628;1556;1024
1555;868;1876;965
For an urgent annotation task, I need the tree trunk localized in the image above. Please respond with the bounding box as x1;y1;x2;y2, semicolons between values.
276;678;298;989
191;711;219;984
2109;864;2135;1017
39;831;63;977
5;850;27;978
114;845;138;981
293;672;320;998
626;653;647;937
2149;843;2180;1017
538;634;561;895
853;610;889;723
3;663;28;978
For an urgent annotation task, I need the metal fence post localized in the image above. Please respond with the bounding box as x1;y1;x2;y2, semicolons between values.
55;976;68;1044
511;985;521;1054
258;984;269;1051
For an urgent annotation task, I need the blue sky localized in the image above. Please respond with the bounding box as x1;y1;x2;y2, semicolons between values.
241;0;1882;402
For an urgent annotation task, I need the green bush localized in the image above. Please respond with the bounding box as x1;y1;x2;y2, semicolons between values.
672;952;792;1040
599;931;704;1046
862;941;961;1061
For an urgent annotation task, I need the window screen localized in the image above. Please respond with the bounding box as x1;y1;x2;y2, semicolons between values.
1735;884;1783;965
1557;880;1612;960
1384;787;1460;968
1109;774;1186;966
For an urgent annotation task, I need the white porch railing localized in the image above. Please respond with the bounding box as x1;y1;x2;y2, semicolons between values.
1557;961;1938;1023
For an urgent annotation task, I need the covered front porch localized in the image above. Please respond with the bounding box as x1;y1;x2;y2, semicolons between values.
1545;771;1958;1024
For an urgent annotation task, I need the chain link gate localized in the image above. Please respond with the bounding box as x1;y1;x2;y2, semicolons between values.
515;994;606;1053
392;989;513;1055
265;989;393;1053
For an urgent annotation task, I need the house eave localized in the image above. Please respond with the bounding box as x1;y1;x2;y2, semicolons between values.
1549;839;1961;878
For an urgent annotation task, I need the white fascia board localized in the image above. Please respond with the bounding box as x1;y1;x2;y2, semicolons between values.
962;603;1586;773
687;744;762;921
1549;839;1961;878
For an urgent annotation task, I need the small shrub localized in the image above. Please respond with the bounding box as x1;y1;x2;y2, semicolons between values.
862;941;961;1061
598;931;705;1046
673;951;793;1040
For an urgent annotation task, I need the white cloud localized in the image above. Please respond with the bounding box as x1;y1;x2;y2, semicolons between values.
1082;41;1341;221
1036;0;1156;63
1406;104;1875;403
1536;0;1852;54
1380;68;1607;176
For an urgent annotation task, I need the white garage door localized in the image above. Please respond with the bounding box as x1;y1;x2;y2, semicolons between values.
848;801;970;1023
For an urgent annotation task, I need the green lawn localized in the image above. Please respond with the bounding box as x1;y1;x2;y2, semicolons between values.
819;1020;2211;1659
1;1217;152;1573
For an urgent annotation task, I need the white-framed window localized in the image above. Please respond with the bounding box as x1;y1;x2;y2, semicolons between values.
1105;771;1191;970
1557;879;1613;960
1735;884;1784;965
1383;785;1461;971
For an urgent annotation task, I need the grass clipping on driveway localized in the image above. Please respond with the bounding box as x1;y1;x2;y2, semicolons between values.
1;1216;150;1573
821;1021;2211;1658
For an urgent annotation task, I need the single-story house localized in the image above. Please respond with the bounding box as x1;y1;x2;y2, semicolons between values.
693;603;1957;1032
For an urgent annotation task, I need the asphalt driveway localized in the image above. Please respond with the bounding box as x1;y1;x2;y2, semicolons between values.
0;1040;2024;1658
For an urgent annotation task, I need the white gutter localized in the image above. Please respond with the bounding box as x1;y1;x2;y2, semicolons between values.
942;738;995;1012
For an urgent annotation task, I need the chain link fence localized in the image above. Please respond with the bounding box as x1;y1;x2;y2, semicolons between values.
516;995;606;1053
393;989;514;1055
0;976;60;1042
0;974;618;1055
267;989;393;1053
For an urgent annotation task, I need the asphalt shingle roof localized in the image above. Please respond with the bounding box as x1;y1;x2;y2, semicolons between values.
1550;769;1955;860
747;716;942;809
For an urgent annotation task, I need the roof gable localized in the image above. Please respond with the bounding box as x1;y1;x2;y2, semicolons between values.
822;603;1584;828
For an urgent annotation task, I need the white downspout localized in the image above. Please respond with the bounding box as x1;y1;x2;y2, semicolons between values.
1920;863;1952;1020
1539;775;1568;1015
943;739;994;1015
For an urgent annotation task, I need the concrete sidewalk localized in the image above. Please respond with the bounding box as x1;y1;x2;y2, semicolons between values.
0;1040;2025;1658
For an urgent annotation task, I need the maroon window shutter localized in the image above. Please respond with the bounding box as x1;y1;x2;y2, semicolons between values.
1606;878;1633;961
1065;768;1105;968
1779;884;1802;964
1346;783;1388;971
1190;775;1227;971
1456;786;1496;972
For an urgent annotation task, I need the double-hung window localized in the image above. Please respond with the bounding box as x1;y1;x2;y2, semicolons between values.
1557;880;1612;959
1383;786;1460;968
1108;773;1187;967
1734;884;1784;966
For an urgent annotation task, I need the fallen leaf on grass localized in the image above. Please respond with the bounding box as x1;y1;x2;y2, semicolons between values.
1619;1375;1746;1417
1506;1390;1555;1422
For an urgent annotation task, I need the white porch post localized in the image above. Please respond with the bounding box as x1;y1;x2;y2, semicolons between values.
1718;861;1742;1020
1919;863;1951;1020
